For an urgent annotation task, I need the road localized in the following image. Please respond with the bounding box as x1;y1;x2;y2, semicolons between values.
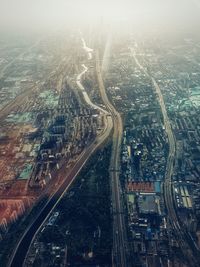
96;50;128;267
131;47;200;266
8;121;112;267
8;39;113;267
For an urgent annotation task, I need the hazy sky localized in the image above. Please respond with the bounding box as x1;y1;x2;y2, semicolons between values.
0;0;199;32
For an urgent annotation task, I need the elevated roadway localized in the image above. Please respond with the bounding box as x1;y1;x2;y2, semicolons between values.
8;39;113;267
131;47;200;266
9;120;112;267
96;50;128;267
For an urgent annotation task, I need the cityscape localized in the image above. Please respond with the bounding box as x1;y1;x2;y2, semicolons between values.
0;0;200;266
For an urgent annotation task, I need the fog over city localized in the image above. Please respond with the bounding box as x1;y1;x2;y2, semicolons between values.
1;1;200;267
0;0;200;33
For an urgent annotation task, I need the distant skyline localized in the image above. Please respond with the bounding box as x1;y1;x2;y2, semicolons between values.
0;0;200;32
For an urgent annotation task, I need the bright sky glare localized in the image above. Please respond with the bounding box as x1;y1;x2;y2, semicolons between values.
0;0;199;31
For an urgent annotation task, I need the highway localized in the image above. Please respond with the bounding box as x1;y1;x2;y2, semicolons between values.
8;39;113;267
8;121;112;267
96;51;128;267
131;47;200;266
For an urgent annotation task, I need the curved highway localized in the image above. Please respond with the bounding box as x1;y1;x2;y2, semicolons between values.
96;51;128;267
8;38;113;267
131;47;200;266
